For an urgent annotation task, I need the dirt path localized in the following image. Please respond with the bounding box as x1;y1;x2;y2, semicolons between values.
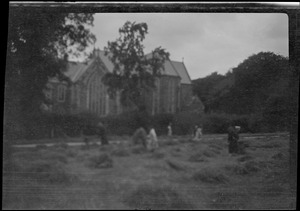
11;132;289;148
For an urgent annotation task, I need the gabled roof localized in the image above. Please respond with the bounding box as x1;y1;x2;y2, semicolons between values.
170;61;192;84
145;53;180;77
63;60;94;83
59;49;192;84
98;50;114;72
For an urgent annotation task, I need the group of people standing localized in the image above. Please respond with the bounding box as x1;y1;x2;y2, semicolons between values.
95;120;241;155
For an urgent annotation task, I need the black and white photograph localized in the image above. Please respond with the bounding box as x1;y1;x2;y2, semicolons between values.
3;2;299;210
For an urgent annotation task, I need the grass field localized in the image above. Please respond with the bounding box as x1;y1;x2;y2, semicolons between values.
3;134;296;209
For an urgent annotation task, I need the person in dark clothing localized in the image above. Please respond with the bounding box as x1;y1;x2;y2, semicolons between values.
96;122;108;145
227;125;240;154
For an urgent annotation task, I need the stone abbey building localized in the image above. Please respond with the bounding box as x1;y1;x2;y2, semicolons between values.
45;49;194;116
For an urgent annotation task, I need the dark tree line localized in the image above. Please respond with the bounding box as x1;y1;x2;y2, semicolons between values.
193;52;293;131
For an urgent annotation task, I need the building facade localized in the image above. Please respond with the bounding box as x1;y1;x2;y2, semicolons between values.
45;49;195;116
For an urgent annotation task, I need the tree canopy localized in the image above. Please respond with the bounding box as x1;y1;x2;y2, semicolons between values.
102;21;170;110
5;8;96;137
192;52;292;130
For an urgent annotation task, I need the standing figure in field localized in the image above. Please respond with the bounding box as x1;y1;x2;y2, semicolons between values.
96;122;108;145
227;125;240;155
167;122;173;138
147;126;159;151
132;127;148;148
193;125;203;141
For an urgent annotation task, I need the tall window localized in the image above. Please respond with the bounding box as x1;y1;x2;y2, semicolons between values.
87;74;107;116
168;79;175;113
177;82;181;110
171;80;176;113
57;85;66;102
154;79;160;114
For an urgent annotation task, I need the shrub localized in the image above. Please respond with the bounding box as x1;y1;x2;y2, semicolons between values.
124;184;194;210
100;111;144;136
192;168;228;184
87;153;113;169
150;113;174;135
173;111;202;135
202;113;231;134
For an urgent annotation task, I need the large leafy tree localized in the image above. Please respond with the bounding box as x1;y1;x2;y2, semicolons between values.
5;7;96;138
102;21;170;111
230;52;290;114
193;52;291;115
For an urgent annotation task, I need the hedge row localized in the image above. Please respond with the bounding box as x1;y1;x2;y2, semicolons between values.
4;111;289;140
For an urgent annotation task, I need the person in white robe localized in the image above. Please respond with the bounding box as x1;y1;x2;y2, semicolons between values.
193;125;203;141
147;127;159;151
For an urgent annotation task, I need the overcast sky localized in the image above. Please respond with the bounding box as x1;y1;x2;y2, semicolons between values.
90;13;288;79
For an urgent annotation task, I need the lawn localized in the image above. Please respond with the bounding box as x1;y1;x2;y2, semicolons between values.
2;134;296;210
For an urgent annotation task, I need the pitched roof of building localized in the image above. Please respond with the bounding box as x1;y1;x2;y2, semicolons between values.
61;49;192;84
145;53;179;77
170;61;192;84
63;60;94;82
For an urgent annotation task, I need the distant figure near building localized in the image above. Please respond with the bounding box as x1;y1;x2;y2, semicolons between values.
132;127;148;148
193;125;203;141
147;126;159;151
96;122;108;145
227;125;240;154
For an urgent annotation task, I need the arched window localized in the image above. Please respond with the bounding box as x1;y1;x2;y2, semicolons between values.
87;73;107;116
